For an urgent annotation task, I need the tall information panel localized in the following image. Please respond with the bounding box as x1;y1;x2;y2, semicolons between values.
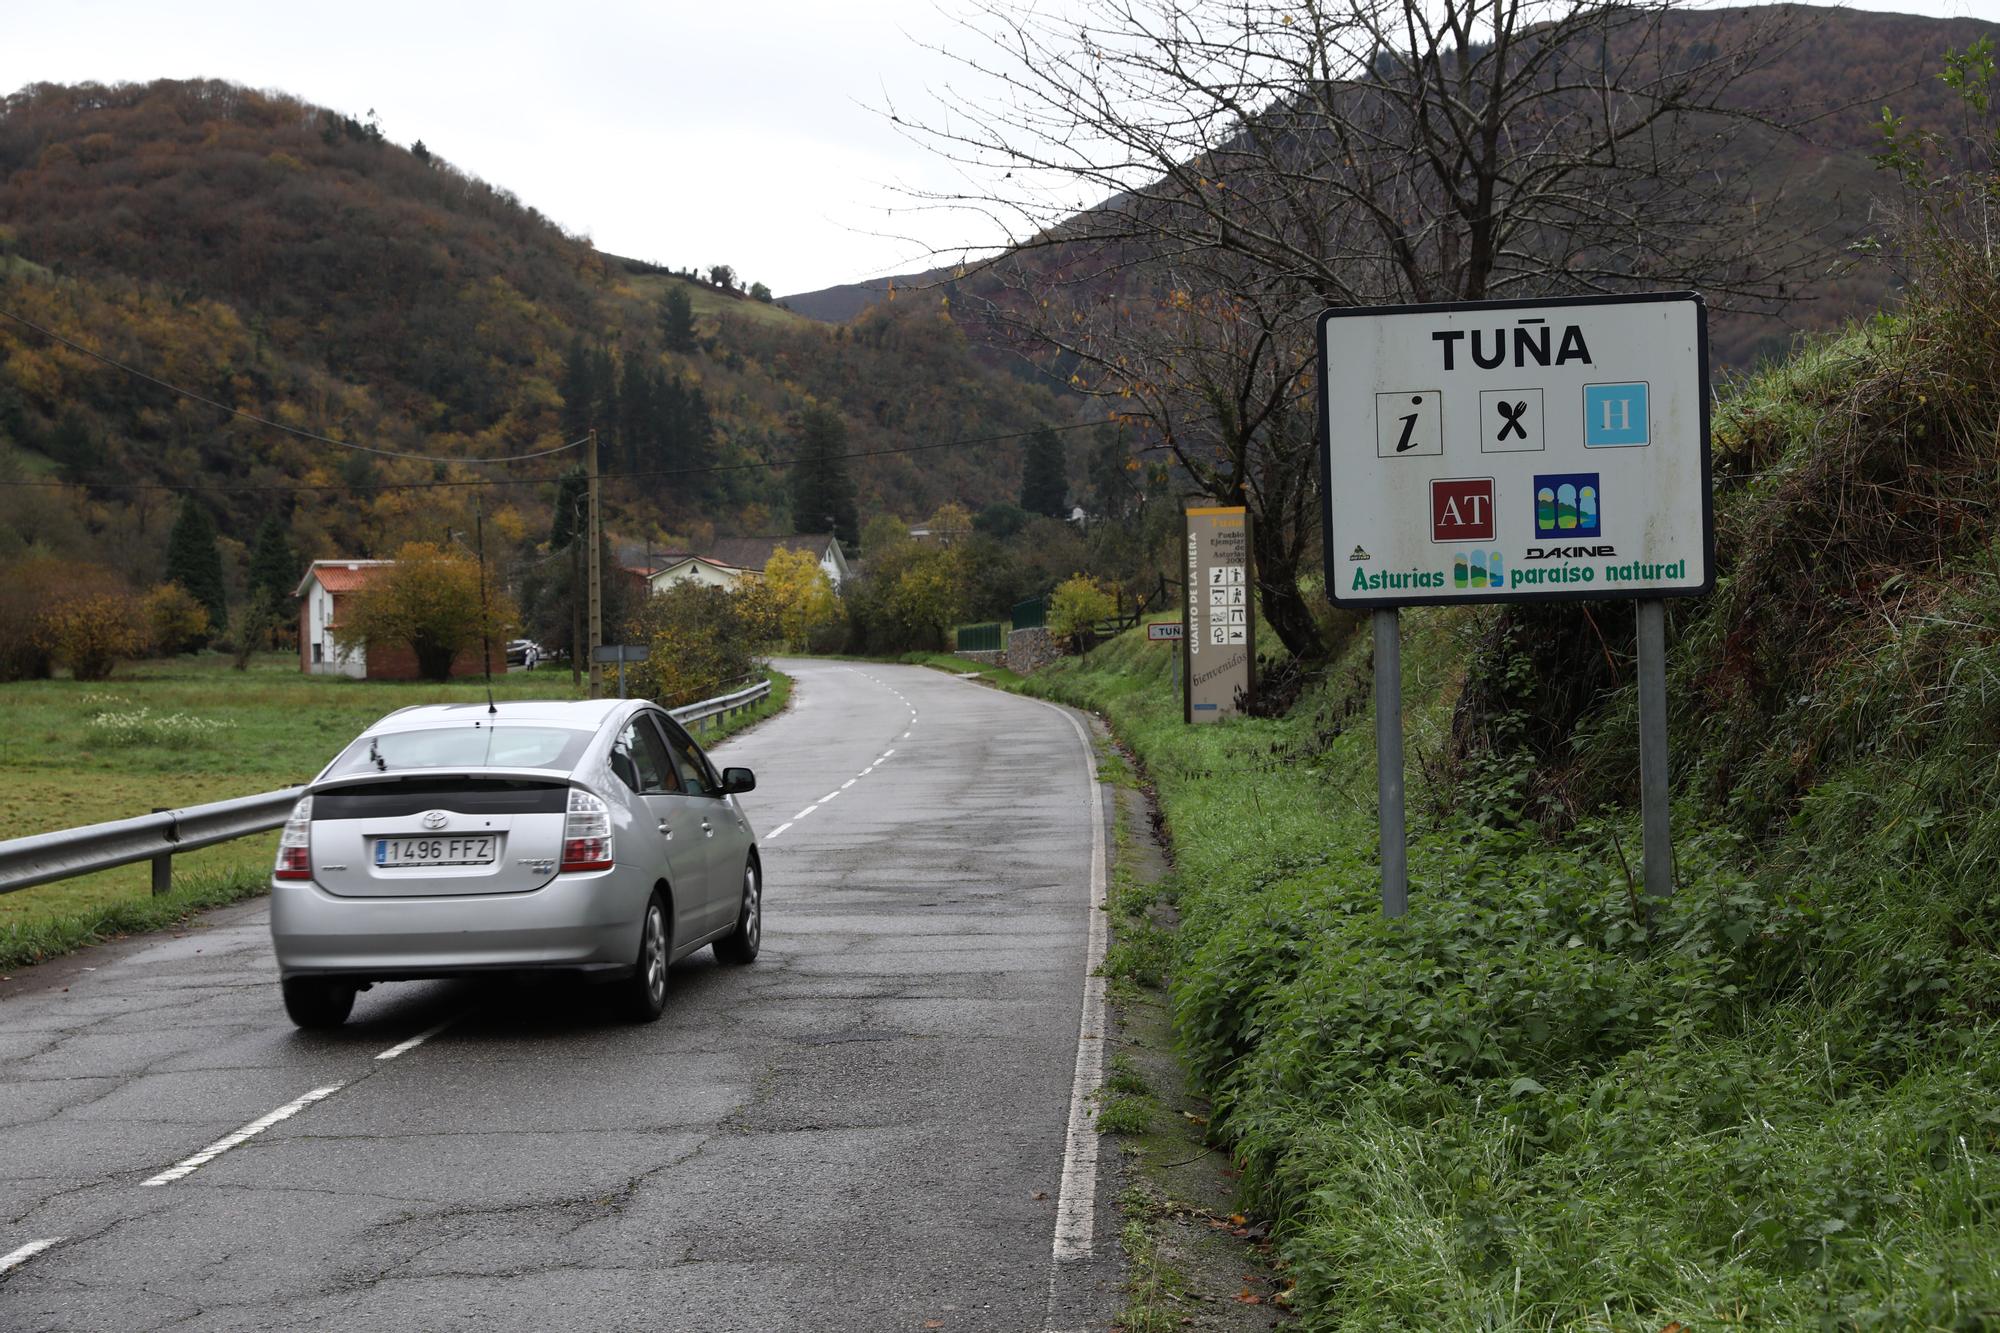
1184;506;1255;723
1317;293;1713;913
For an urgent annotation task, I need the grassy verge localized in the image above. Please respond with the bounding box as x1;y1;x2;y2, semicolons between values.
693;667;792;746
1030;533;2000;1327
896;650;1028;689
0;658;791;971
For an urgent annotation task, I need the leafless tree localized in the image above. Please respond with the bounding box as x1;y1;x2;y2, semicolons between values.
895;0;1835;659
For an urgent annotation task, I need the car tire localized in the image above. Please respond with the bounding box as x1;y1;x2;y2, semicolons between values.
282;977;356;1030
619;893;670;1023
714;862;761;965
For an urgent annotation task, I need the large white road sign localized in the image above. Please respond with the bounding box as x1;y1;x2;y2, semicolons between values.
1320;293;1713;607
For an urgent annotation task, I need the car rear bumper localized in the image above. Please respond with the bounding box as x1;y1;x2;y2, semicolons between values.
269;871;644;980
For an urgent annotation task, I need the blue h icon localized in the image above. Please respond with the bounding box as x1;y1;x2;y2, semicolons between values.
1584;382;1649;448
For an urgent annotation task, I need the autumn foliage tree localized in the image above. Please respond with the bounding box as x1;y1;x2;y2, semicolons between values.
760;547;841;651
342;542;515;682
624;581;765;706
32;574;147;682
141;582;211;656
1048;573;1116;653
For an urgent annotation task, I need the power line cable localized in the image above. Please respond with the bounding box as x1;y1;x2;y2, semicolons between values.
0;307;588;465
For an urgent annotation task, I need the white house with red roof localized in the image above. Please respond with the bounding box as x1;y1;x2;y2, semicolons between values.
296;560;394;677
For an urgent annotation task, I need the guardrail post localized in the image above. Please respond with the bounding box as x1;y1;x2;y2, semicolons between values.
151;808;173;896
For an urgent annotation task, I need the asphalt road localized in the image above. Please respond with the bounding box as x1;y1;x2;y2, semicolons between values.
0;660;1116;1332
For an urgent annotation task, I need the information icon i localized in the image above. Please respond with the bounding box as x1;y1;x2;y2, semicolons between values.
1375;390;1442;458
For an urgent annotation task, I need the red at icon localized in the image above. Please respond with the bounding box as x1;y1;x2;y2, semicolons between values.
1430;478;1495;542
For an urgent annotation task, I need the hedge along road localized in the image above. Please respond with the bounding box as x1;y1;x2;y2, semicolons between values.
0;659;1116;1332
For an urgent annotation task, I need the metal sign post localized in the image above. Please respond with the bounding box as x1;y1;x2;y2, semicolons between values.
1373;609;1408;917
1635;599;1672;896
592;644;650;699
1147;621;1185;697
1318;292;1713;913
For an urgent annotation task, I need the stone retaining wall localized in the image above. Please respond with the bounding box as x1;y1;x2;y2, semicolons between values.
1004;626;1064;676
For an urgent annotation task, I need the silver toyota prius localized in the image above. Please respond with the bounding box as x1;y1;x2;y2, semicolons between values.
269;699;761;1029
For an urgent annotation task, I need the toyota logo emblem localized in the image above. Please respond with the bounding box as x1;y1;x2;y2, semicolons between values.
420;810;449;830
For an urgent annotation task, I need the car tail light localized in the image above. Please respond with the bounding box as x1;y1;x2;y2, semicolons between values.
274;796;313;881
560;788;613;872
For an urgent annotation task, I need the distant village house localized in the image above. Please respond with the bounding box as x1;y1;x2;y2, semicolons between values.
295;560;496;681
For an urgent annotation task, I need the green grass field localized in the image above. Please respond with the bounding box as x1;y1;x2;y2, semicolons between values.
0;654;789;969
614;271;805;331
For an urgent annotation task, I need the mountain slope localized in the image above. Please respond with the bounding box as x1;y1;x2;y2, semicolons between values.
0;79;1072;584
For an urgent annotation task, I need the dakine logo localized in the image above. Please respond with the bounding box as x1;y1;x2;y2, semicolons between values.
1348;545;1372;562
1533;473;1601;539
1430;478;1495;542
1526;545;1616;560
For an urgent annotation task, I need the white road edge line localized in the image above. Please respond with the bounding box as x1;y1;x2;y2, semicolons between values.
0;1238;62;1276
140;1085;343;1186
1049;717;1107;1261
375;1017;454;1062
763;821;793;841
1023;690;1110;1313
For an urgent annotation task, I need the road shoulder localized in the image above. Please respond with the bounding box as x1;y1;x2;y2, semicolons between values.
1097;746;1296;1331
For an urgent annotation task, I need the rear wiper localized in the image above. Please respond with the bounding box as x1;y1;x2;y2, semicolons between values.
368;738;387;771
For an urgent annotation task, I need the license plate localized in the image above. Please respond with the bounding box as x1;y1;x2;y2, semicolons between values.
373;836;497;868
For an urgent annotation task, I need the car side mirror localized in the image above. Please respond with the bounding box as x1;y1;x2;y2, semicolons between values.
721;767;756;795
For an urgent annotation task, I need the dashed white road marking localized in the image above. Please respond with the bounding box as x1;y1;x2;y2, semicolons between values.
840;779;856;790
819;790;841;803
880;748;896;758
0;1238;62;1276
764;821;794;840
793;806;817;821
375;1018;454;1062
141;1085;343;1186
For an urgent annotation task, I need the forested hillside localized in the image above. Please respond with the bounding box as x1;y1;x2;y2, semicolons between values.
785;5;1997;371
0;79;1074;585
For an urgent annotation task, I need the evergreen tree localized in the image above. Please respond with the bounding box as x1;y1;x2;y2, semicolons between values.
789;406;859;547
164;496;227;629
618;353;650;473
247;513;297;610
659;285;697;354
559;336;593;441
548;466;589;550
1086;426;1137;521
591;347;618;452
1019;426;1067;518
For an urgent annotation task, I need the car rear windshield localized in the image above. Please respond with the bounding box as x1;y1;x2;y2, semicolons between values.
326;725;592;777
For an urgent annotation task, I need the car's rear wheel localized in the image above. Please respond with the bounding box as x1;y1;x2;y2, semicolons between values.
714;862;761;965
282;977;356;1030
619;893;670;1022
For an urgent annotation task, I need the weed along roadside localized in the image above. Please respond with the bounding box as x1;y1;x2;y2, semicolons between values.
1023;270;2000;1328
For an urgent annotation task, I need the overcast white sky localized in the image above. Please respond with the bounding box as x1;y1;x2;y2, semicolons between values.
3;0;1994;297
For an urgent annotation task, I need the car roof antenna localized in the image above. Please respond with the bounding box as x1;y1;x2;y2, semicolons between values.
476;502;497;715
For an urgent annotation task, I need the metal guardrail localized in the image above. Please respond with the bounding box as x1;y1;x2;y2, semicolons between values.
668;677;772;734
0;788;306;900
0;677;778;899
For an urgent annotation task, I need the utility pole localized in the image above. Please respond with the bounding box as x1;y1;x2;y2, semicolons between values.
587;428;603;699
568;492;583;690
